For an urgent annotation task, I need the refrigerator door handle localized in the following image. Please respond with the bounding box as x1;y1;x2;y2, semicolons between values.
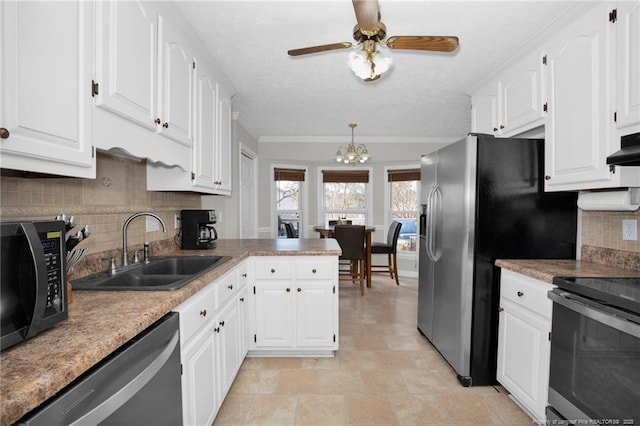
430;186;443;261
425;186;435;261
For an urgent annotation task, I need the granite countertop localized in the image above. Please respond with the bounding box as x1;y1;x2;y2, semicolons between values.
0;238;341;426
496;258;640;284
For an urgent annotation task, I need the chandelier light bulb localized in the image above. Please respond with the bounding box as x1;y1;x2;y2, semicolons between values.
331;123;371;165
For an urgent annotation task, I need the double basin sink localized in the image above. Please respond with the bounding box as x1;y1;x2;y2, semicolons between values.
72;256;232;291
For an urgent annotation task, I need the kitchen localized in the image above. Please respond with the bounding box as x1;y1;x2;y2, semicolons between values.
1;0;640;425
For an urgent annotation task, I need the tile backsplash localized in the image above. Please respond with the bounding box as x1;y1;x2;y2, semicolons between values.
582;210;640;253
0;152;200;267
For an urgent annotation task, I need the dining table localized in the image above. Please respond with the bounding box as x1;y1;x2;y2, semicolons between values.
313;225;376;288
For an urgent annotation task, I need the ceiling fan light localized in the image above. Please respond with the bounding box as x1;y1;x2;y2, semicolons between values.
347;50;372;80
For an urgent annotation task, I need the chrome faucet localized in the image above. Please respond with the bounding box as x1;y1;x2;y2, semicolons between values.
122;212;167;267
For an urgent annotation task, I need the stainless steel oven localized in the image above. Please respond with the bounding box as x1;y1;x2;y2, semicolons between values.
548;277;640;423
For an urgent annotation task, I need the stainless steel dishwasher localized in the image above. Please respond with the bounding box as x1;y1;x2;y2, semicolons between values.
17;312;183;425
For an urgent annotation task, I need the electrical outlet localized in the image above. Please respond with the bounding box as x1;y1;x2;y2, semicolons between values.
146;216;160;232
174;214;181;229
622;219;637;241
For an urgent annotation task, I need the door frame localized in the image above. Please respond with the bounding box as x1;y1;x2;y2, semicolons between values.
239;143;258;238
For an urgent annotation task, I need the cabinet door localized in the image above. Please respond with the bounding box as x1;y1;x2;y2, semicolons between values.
545;3;615;190
500;51;545;135
216;300;240;399
616;2;640;128
94;0;157;130
295;284;335;348
158;16;194;147
181;323;217;426
0;1;94;178
497;301;550;421
193;67;217;189
471;82;499;134
254;283;294;347
215;89;232;193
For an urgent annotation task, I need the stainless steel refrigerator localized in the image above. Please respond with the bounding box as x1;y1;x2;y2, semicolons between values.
418;134;577;386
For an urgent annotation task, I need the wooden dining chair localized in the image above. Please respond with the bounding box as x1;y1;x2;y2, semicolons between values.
284;222;296;238
371;221;402;285
334;224;366;295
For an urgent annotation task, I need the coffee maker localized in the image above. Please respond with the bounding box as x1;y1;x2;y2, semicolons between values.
181;209;218;249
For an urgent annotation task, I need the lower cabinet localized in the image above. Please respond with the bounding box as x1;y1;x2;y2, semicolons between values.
497;269;553;422
174;263;247;426
250;256;339;355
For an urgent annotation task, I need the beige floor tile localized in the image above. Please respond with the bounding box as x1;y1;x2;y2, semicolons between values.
319;369;364;394
213;394;253;425
352;334;389;350
401;369;457;395
345;395;398;425
243;394;297;425
383;334;425;351
295;395;347;425
261;357;303;369
373;350;417;370
483;394;534;424
301;356;340;370
337;349;379;370
360;370;407;394
276;369;319;394
387;394;450;425
438;393;502;424
229;369;279;394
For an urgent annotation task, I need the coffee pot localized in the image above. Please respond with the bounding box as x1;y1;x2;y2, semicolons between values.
181;209;218;249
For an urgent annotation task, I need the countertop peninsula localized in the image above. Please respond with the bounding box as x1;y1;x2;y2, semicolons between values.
0;238;341;426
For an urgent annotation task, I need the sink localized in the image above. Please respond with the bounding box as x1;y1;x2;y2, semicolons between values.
73;256;232;291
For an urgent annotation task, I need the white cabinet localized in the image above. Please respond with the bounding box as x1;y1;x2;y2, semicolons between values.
497;270;553;422
214;86;233;194
250;256;338;355
0;1;95;178
471;50;545;137
174;263;247;426
93;0;192;170
616;2;640;129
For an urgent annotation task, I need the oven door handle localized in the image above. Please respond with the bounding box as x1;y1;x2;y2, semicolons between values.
549;290;640;339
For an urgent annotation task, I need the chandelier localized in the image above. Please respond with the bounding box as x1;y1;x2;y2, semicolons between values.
334;123;370;165
347;39;392;82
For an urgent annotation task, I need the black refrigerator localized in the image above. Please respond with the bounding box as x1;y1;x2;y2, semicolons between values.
418;134;577;386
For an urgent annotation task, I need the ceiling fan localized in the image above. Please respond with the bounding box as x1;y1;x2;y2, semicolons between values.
287;0;459;81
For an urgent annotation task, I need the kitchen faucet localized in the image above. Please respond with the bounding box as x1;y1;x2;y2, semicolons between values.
122;212;167;267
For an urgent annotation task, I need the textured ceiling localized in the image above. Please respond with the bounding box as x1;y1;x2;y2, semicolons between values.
175;0;583;142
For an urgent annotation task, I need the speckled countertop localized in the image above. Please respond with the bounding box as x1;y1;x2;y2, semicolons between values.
496;258;640;284
0;238;341;426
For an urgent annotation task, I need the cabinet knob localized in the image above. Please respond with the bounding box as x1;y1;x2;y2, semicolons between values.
499;124;505;130
220;321;225;327
0;127;9;139
242;273;247;277
544;175;551;180
498;307;504;312
271;268;276;273
155;118;161;125
517;291;524;297
162;122;169;128
200;309;207;317
297;288;301;292
240;297;245;302
493;127;498;132
214;327;220;333
228;284;233;290
286;288;291;292
312;269;317;274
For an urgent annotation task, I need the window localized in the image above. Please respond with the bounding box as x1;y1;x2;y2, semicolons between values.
321;169;369;225
275;167;305;238
388;168;420;252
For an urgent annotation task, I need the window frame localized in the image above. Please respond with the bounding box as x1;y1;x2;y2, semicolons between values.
271;163;308;238
317;166;373;226
384;164;421;256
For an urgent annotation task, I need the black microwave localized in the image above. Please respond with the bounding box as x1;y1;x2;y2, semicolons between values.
1;220;68;351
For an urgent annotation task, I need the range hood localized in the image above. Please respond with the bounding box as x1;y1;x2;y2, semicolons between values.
606;132;640;166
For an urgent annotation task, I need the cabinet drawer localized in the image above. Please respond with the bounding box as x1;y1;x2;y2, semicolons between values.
254;259;294;280
214;270;237;310
296;258;335;280
174;284;216;345
500;270;554;319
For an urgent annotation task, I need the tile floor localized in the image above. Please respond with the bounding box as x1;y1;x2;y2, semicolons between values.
214;275;533;425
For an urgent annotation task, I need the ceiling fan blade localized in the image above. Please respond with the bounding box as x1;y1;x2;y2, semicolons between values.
386;36;459;52
352;0;379;36
288;42;353;57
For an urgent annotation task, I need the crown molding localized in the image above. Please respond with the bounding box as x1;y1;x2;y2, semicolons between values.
258;135;460;144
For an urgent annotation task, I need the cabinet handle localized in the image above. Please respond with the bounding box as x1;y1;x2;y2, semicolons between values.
220;321;225;327
214;327;220;333
162;122;168;128
297;288;301;292
228;284;233;290
544;175;551;180
271;268;276;273
240;297;245;302
312;269;317;274
155;118;161;125
0;128;9;139
286;288;291;292
200;309;207;317
498;307;504;312
517;291;524;297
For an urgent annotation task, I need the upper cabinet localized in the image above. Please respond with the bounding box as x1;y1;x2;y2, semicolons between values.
544;2;640;191
0;1;95;178
93;0;193;170
616;2;640;129
471;50;545;137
